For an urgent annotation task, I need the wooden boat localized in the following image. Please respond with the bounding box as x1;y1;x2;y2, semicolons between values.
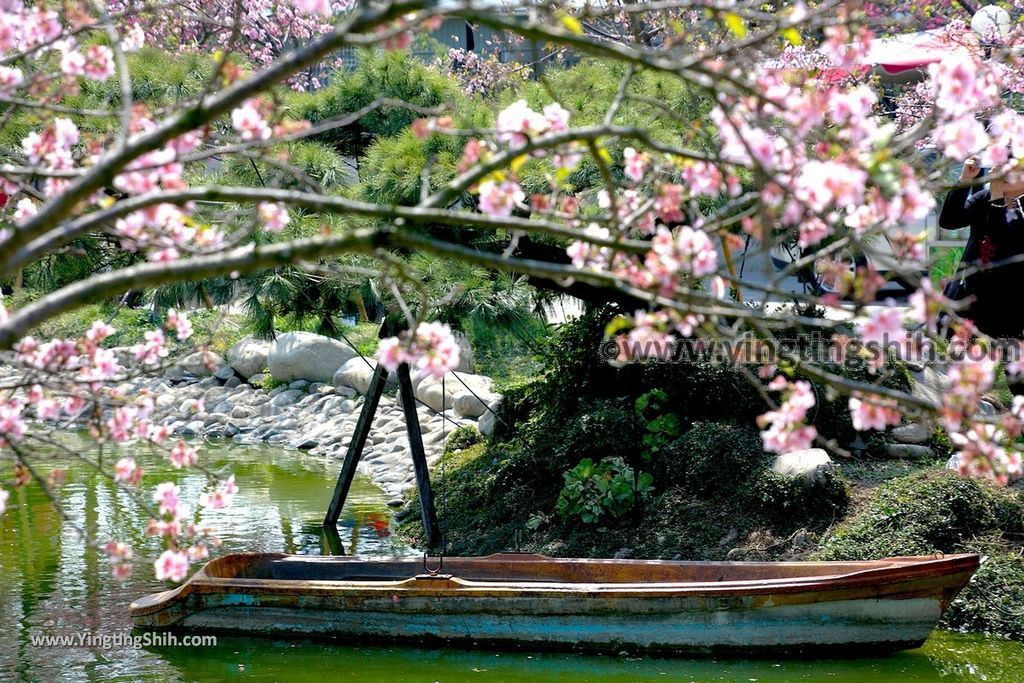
130;552;979;655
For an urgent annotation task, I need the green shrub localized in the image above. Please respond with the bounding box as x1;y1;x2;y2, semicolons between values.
636;389;682;462
815;471;1023;560
746;470;849;526
943;553;1024;639
670;420;769;496
444;425;482;454
556;457;653;524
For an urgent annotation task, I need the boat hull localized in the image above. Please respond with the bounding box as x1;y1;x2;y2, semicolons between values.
130;553;979;655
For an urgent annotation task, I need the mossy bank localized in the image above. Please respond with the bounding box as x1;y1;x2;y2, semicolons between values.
399;307;1024;641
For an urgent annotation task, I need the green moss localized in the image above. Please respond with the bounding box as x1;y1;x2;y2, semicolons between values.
815;471;1023;560
945;553;1024;639
814;471;1024;640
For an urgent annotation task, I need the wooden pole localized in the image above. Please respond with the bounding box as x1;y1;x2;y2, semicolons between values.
397;363;441;548
323;362;390;527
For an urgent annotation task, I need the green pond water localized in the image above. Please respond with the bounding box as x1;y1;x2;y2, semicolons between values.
1;440;1022;682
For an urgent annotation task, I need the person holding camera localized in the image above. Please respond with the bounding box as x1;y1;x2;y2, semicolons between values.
938;157;1024;339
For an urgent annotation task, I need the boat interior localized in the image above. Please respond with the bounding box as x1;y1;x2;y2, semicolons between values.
200;553;930;584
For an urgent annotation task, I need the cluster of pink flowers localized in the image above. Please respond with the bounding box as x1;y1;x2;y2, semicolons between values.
849;395;902;432
377;321;462;380
758;377;818;454
258;202;291;232
951;422;1024;487
108;0;353;90
632;226;718;295
21;117;79;197
232;100;272;141
60;45;115;81
199;476;238;510
478;180;525;218
623;147;647;182
496;100;571;148
0;397;26;445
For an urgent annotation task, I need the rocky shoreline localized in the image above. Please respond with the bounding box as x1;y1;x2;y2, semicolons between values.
1;330;503;499
148;331;504;497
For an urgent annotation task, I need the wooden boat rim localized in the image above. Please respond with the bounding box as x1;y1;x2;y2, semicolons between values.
129;552;981;617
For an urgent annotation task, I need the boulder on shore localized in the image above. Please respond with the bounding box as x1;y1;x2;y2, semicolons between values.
173;351;225;378
227;336;272;380
333;357;398;395
267;331;356;384
477;398;502;438
770;448;834;485
407;371;494;412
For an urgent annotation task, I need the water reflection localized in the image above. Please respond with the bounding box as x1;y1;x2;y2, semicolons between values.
0;437;408;682
0;437;1021;682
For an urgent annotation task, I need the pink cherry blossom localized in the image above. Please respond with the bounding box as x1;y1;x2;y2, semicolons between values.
496;99;548;147
478;179;524;217
0;65;22;94
232;100;271;141
567;224;612;270
59;50;86;77
292;0;334;18
154;549;190;582
258;202;290;232
0;398;26;443
200;476;238;510
166;308;193;341
83;45;115;81
758;378;818;454
377;322;461;380
115;457;141;484
934;117;989;160
655;184;685;224
13;198;37;225
153;481;182;516
133;329;168;365
623;147;647;182
858;306;907;349
542;103;570;133
169;440;198;469
122;23;146;52
849;396;902;431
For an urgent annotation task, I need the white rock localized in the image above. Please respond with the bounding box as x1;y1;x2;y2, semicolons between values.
332;357;397;395
453;389;500;418
226;336;271;380
477;399;502;438
891;422;930;445
268;331;357;384
174;351;225;378
770;449;834;485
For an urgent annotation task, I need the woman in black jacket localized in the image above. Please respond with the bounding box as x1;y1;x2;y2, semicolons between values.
938;157;1024;339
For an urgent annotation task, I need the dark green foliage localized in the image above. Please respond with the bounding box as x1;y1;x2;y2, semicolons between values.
635;390;681;462
286;50;465;154
556;457;653;524
943;554;1024;639
814;471;1024;640
669;420;769;497
400;309;850;559
746;471;849;526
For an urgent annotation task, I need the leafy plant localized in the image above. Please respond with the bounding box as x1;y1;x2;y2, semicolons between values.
556;457;653;524
635;389;681;462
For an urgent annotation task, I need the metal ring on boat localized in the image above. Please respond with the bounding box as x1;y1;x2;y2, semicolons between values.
423;552;444;575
